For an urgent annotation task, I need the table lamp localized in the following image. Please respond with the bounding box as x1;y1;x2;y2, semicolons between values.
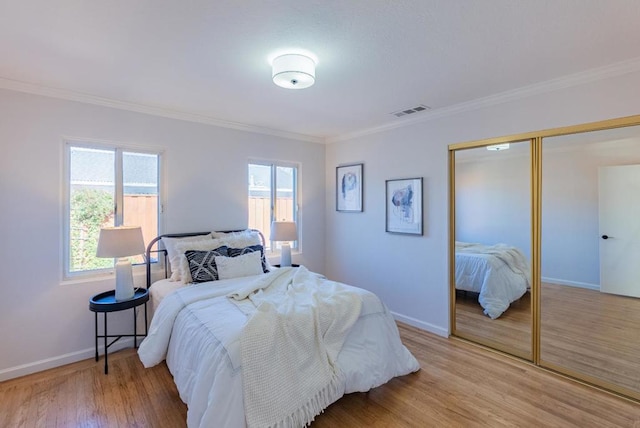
270;221;297;267
96;226;145;301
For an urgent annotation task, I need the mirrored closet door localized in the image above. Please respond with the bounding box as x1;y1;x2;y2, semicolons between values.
450;114;640;402
540;126;640;400
451;140;533;360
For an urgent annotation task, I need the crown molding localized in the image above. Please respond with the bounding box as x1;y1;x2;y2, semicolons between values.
0;77;324;144
3;56;640;146
327;57;640;143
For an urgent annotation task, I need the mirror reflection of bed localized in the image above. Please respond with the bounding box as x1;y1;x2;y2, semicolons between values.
455;288;531;356
454;240;532;357
453;140;532;359
455;241;530;319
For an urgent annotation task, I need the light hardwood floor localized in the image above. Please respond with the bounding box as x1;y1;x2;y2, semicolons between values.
456;283;640;398
540;283;640;395
1;323;639;427
455;290;532;357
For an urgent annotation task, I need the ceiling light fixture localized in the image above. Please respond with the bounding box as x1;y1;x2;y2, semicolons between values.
272;53;316;89
486;143;510;151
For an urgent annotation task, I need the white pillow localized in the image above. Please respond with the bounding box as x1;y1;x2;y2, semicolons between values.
212;230;262;248
173;238;228;283
215;251;263;280
162;234;212;280
211;230;248;239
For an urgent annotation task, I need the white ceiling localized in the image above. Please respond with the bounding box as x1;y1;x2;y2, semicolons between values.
2;0;640;143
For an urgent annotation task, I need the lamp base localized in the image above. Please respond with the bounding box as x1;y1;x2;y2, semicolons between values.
280;243;292;267
114;258;135;301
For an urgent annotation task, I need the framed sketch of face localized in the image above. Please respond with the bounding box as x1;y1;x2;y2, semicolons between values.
385;177;423;235
336;163;363;212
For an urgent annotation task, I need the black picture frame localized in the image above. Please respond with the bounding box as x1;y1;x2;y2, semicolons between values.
385;177;423;235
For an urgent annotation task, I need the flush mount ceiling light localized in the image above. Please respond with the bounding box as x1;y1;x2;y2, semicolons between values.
272;53;316;89
486;143;510;151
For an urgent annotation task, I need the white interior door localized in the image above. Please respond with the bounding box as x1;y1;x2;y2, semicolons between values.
598;164;640;298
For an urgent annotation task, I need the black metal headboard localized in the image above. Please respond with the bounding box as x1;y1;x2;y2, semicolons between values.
145;229;266;288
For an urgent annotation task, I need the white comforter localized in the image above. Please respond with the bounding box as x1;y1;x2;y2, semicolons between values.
138;267;419;428
455;242;530;319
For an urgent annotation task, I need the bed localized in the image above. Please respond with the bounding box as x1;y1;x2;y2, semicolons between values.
138;229;420;428
455;241;531;319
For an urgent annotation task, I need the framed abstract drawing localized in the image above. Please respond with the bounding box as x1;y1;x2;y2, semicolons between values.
336;163;363;212
385;177;423;235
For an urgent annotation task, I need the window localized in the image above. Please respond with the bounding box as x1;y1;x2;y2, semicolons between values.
248;161;298;251
64;142;161;278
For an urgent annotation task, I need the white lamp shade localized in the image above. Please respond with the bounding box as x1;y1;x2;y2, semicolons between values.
270;221;298;242
272;54;315;89
96;226;144;301
96;226;145;258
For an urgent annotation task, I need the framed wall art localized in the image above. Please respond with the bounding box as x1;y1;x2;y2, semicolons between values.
336;163;363;212
385;177;423;235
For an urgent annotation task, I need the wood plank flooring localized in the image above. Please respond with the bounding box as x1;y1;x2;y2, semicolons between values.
455;290;532;357
0;350;187;427
540;283;640;395
1;323;639;427
455;282;640;398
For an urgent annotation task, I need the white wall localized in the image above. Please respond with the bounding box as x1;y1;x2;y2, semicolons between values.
541;138;640;287
325;70;640;337
455;146;531;259
0;88;325;380
3;69;640;380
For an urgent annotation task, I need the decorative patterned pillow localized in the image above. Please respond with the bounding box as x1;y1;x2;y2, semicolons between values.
227;244;269;273
215;251;263;280
184;246;229;283
174;238;228;283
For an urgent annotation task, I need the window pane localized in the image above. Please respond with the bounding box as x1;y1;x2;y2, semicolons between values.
123;152;159;264
275;166;295;222
69;147;115;272
248;164;272;248
276;166;297;249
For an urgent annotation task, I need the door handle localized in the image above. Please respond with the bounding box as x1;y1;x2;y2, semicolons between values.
601;234;610;240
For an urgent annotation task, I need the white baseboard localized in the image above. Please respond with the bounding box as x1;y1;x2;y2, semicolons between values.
0;338;135;382
542;276;600;291
391;311;449;338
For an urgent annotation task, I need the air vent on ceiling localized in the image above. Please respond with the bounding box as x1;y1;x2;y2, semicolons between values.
391;104;431;118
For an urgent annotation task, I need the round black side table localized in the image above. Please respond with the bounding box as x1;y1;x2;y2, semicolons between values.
89;288;149;374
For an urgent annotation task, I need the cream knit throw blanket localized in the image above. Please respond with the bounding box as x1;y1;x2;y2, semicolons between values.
229;267;362;428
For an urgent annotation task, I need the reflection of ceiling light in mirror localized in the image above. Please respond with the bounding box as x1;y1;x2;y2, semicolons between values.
486;143;510;151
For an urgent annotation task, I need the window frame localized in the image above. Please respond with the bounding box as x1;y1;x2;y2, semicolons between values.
248;159;300;252
62;139;163;280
